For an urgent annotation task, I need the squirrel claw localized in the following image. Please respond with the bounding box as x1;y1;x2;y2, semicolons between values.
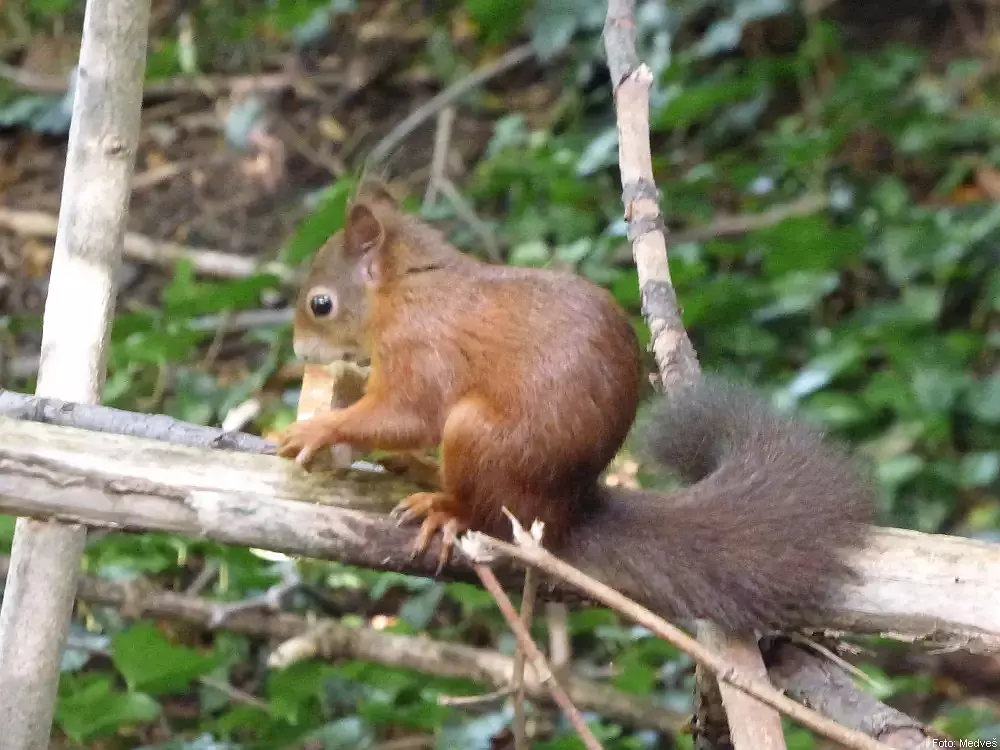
391;492;446;526
401;500;468;575
277;417;339;469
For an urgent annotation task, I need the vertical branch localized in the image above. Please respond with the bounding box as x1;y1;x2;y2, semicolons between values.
601;2;784;748
0;0;151;747
512;568;539;750
603;1;700;389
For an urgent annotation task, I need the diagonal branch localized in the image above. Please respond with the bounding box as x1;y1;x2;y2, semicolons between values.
459;532;897;750
475;564;603;750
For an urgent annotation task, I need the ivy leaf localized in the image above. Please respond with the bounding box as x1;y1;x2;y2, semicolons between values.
959;452;1000;488
966;373;1000;424
466;0;528;44
111;623;218;696
55;675;160;743
528;0;602;60
281;178;355;265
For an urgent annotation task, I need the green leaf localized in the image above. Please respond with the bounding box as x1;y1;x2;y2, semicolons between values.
528;0;603;60
304;716;375;749
510;239;551;266
958;453;1000;488
758;217;862;277
267;660;329;723
161;263;279;318
785;342;865;399
111;623;218;695
281;178;355;265
614;657;657;694
876;454;925;490
466;0;528;44
910;367;967;413
446;582;496;615
56;675;160;743
654;79;759;130
755;272;839;320
966;373;1000;423
695;0;790;57
802;392;868;429
399;584;445;629
435;707;512;750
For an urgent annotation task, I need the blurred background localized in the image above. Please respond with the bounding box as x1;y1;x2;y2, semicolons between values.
1;0;999;747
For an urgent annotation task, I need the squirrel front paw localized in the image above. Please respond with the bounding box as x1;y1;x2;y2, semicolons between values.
277;416;340;468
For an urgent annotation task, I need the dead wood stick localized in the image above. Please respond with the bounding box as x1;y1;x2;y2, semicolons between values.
474;563;603;750
0;555;683;735
0;410;998;652
460;531;896;750
0;207;296;284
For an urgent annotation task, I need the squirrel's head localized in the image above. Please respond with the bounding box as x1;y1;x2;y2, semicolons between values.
292;180;398;365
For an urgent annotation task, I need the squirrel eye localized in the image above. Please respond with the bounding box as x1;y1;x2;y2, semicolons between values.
309;293;335;318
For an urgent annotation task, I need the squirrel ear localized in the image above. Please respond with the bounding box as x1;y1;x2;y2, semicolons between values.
344;202;385;257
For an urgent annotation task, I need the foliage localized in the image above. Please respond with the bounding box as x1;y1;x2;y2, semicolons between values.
1;0;999;746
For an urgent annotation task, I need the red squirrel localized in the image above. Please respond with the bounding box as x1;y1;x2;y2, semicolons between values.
279;181;873;632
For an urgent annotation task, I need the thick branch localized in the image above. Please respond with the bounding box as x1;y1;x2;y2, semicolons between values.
0;0;152;746
0;415;998;652
0;390;274;454
767;642;939;749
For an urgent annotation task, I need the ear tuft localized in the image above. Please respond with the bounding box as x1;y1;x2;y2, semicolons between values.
345;202;385;256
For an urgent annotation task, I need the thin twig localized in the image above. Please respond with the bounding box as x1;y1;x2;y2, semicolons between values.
0;61;68;94
198;675;273;714
5;308;293;381
474;564;603;750
513;566;540;750
0;61;349;98
423;107;455;210
437;686;513;707
0;207;295;283
789;634;881;691
184;560;220;597
438;178;501;262
461;532;894;750
209;561;301;626
131;154;232;190
546;602;570;669
613;193;829;261
367;43;535;166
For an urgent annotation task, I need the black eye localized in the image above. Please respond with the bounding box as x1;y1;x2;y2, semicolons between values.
310;294;334;317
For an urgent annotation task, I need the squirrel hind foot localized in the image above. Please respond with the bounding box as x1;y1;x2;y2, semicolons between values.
393;492;469;573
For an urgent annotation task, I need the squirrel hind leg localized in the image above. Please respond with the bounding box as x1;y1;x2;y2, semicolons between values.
439;395;580;545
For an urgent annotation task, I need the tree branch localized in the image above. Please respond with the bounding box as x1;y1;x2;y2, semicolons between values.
603;2;780;747
367;43;535;167
767;641;940;749
459;532;894;750
0;0;153;746
0;411;997;652
0;556;684;736
475;563;603;750
0;207;296;284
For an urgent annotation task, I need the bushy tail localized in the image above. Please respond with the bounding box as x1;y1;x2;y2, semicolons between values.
565;376;874;632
